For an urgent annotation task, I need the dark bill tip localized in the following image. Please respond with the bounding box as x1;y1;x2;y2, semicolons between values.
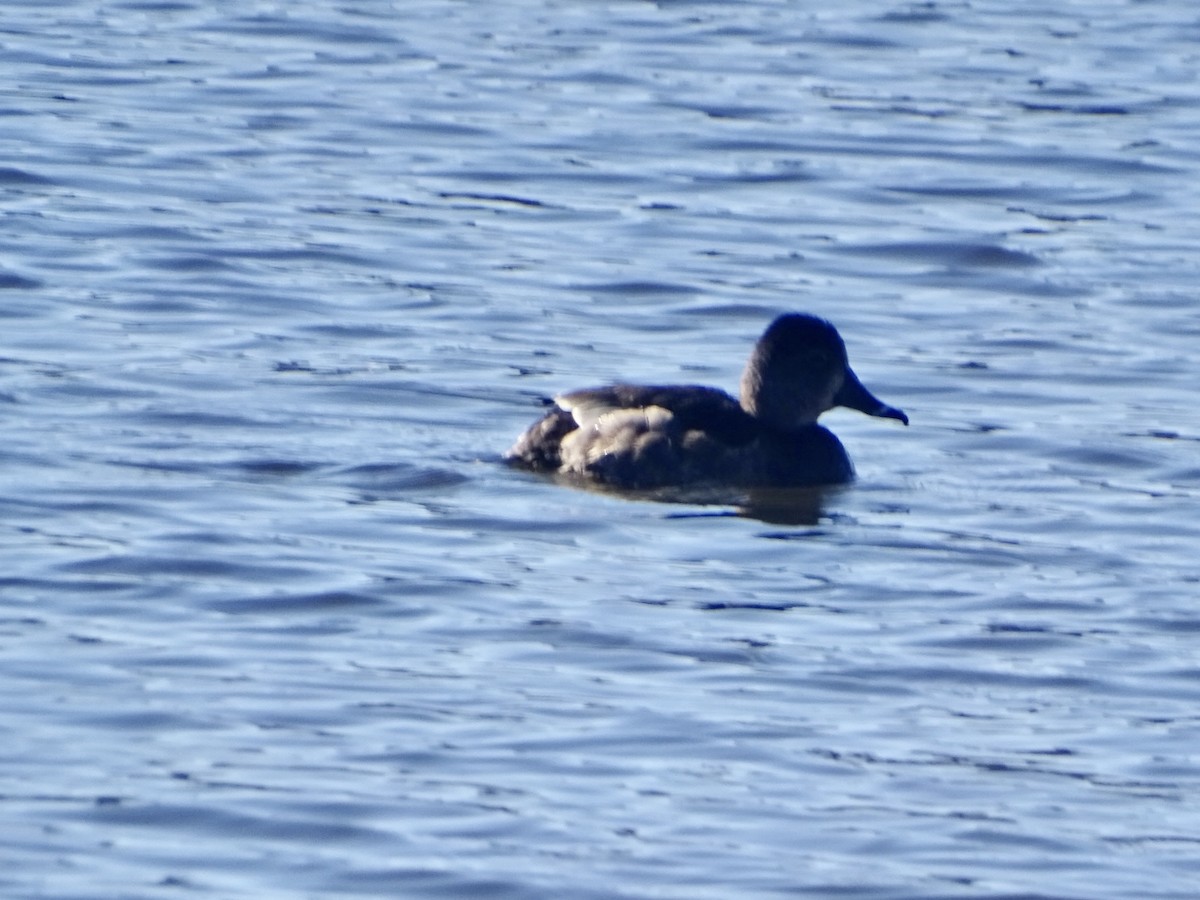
835;368;908;426
876;404;909;426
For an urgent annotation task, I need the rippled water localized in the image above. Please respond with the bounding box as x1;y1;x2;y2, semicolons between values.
4;1;1200;898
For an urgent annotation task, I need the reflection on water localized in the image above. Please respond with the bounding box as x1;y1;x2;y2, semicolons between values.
739;485;844;526
4;1;1200;898
551;476;843;527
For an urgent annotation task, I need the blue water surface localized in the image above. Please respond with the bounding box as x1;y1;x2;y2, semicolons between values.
3;1;1200;898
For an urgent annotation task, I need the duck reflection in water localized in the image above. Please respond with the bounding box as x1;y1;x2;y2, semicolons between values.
505;313;907;522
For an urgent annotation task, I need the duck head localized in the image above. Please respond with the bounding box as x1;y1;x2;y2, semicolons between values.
739;313;908;431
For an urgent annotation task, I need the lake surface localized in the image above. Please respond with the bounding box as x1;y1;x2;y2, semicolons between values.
4;1;1200;897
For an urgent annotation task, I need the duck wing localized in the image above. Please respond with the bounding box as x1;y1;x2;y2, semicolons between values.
556;384;758;447
506;383;759;485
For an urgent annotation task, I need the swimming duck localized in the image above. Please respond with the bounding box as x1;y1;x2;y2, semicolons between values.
505;313;907;490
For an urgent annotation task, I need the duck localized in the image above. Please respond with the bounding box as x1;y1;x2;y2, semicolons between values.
505;313;907;490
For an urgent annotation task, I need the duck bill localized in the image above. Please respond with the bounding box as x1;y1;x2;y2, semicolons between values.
835;368;909;425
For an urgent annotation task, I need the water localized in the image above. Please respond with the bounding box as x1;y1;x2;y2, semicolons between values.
3;1;1200;897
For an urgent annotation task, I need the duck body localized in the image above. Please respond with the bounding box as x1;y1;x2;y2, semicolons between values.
505;314;906;490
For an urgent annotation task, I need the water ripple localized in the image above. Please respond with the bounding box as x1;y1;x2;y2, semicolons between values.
4;1;1200;898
